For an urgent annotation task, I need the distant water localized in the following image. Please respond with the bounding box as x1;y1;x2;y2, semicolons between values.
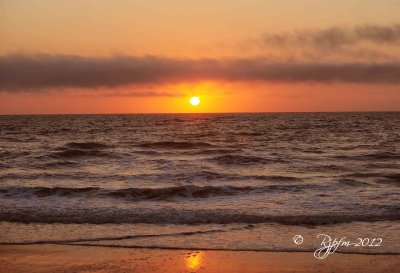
0;113;399;253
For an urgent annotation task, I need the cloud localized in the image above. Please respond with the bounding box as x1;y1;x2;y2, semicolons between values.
87;90;182;97
1;54;400;93
0;54;218;92
261;24;400;49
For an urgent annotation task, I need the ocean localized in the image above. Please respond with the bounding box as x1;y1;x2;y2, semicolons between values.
0;113;399;253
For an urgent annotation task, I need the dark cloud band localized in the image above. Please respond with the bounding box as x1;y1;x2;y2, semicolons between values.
1;54;400;92
261;24;400;49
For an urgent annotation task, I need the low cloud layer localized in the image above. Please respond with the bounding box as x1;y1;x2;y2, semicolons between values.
1;54;400;93
261;24;400;49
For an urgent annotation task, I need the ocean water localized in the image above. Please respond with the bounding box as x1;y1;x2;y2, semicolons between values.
0;113;399;253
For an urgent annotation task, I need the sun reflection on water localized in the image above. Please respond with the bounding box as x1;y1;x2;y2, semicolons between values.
185;251;203;272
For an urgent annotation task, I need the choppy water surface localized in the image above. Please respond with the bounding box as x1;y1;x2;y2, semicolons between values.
0;113;399;253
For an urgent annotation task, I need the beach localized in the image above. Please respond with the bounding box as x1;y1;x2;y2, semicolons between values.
1;245;399;273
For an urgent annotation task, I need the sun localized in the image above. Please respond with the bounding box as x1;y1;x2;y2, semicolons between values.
189;96;200;106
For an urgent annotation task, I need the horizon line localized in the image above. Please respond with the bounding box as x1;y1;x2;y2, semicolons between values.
1;110;399;116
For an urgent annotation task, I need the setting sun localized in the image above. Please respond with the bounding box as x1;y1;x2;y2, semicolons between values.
189;96;200;106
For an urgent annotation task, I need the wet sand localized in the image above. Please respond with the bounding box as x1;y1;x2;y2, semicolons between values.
0;245;399;273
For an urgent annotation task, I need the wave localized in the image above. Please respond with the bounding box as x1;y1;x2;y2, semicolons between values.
186;148;242;155
0;228;229;246
0;171;302;184
63;142;110;150
378;174;400;185
0;150;29;159
363;152;400;160
0;172;122;181
250;175;300;181
211;154;281;165
0;151;12;158
382;173;400;181
47;141;116;158
137;141;214;149
51;149;116;158
341;172;400;185
1;209;398;225
0;136;39;142
41;161;81;168
334;152;400;161
2;240;399;255
337;178;369;187
0;184;311;200
236;132;264;136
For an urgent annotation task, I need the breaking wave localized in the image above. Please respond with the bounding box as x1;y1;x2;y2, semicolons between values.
211;154;281;165
0;184;315;200
137;141;214;149
1;209;398;225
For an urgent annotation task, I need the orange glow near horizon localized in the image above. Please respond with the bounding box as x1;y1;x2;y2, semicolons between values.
1;82;400;114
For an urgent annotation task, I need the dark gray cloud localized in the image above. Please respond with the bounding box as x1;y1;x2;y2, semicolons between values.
1;54;400;93
0;54;209;91
90;90;183;97
262;24;400;49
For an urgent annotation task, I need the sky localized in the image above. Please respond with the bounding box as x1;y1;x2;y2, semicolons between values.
1;0;400;114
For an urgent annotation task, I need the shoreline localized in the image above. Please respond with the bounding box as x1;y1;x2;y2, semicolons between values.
1;244;399;273
1;242;399;256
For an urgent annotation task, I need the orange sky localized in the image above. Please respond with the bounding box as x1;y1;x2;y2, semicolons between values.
1;0;400;114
